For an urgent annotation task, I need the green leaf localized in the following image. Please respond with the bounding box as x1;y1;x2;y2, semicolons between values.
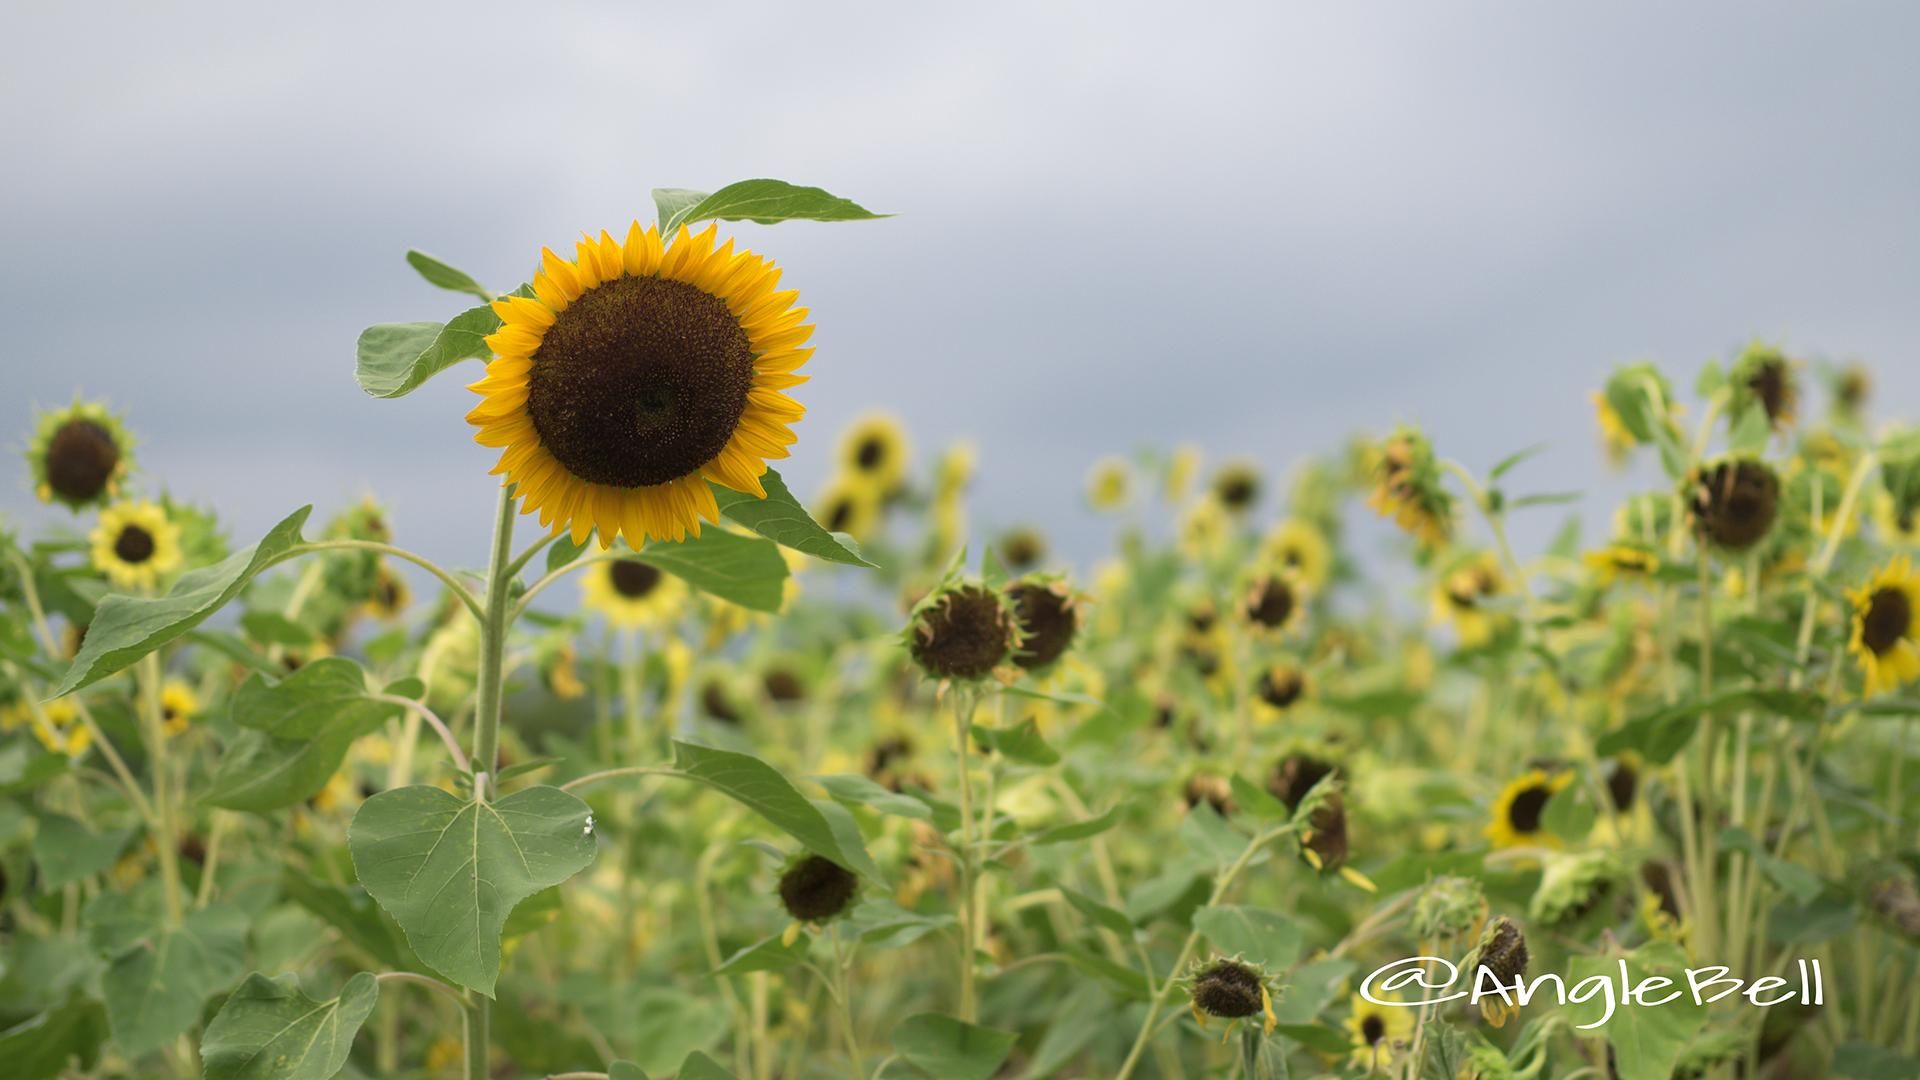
1564;943;1706;1080
712;931;812;975
850;898;957;948
182;630;283;678
1272;1023;1353;1055
970;717;1059;765
631;994;728;1076
98;903;249;1058
0;995;108;1080
354;301;504;399
1728;406;1773;455
495;758;561;785
981;545;1010;589
1695;360;1725;398
1229;774;1289;822
1488;443;1549;481
1541;784;1597;844
1768;890;1857;943
204;659;406;812
32;813;134;889
810;773;932;821
238;611;315;648
1510;491;1583;510
0;741;69;796
52;508;312;698
200;971;379;1080
1367;851;1486;895
1178;803;1248;867
677;179;889;229
891;1012;1018;1080
1061;946;1151;997
710;468;876;567
653;188;714;239
277;869;407;971
546;533;588;576
1059;886;1134;937
671;741;883;885
347;784;598;996
1031;803;1127;845
1191;905;1301;969
636;529;788;612
1270;958;1355;1024
502;884;564;941
229;657;391;736
674;1050;738;1080
1834;1041;1920;1080
997;685;1118;717
608;1062;651;1080
1019;983;1108;1080
406;250;494;302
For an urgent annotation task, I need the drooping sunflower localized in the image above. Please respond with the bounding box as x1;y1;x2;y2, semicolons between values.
1432;552;1509;648
26;398;134;511
90;500;183;591
1848;554;1920;697
837;412;909;495
581;556;688;629
467;223;812;547
1486;768;1573;850
1344;991;1413;1071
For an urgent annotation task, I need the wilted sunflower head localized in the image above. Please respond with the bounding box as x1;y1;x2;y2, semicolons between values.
324;496;392;543
1731;343;1799;431
466;223;812;549
89;500;183;592
366;565;411;620
1267;751;1340;814
1432;552;1509;648
1183;773;1234;817
1211;461;1262;514
1252;663;1309;718
1528;850;1621;926
1185;956;1279;1035
27;398;134;511
1298;790;1349;873
1847;554;1920;697
1366;426;1453;550
1689;458;1780;551
582;556;687;629
1485;767;1572;851
1240;574;1301;632
1465;916;1529;1027
905;582;1018;683
838;412;910;495
1411;875;1488;942
1007;576;1079;671
1829;363;1871;419
762;665;807;702
776;853;860;924
997;527;1047;572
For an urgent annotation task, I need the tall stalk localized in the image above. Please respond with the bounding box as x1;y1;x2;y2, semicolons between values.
464;480;519;1080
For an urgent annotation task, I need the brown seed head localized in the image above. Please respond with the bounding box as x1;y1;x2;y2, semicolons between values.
907;585;1015;680
1690;460;1779;550
1008;581;1076;670
777;854;859;922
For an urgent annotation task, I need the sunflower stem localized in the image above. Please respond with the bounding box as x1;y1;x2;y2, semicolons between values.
949;685;980;1023
471;481;519;803
139;650;185;926
292;539;483;622
1692;532;1720;963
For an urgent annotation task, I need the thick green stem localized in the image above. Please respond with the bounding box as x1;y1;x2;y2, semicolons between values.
139;652;185;926
471;482;519;802
1693;535;1720;962
464;996;490;1080
830;925;866;1080
950;687;981;1023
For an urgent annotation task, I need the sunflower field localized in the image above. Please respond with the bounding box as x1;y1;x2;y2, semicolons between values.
3;180;1919;1080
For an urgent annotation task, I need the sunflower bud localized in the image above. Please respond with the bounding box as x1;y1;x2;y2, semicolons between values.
1689;459;1780;550
1183;774;1234;817
777;854;860;924
1411;875;1488;942
1729;343;1798;430
1255;664;1308;712
905;583;1017;682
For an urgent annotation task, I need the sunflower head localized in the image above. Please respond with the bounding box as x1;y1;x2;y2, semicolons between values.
1345;991;1414;1069
467;223;812;549
1185;956;1280;1036
1183;773;1235;817
1828;363;1871;420
89;499;183;592
1252;663;1310;719
1433;552;1510;649
1582;543;1659;588
1006;576;1079;672
997;527;1047;572
838;412;910;495
27;398;134;511
1260;520;1332;591
905;582;1019;683
1366;426;1453;551
159;680;199;738
1688;458;1780;551
1411;875;1488;942
1464;916;1529;1027
1485;768;1572;851
1086;457;1132;511
1298;790;1349;873
1240;574;1301;633
582;555;688;629
1729;343;1799;431
1211;461;1262;514
814;477;881;540
366;565;411;620
775;852;860;925
1529;849;1622;926
1847;554;1920;697
1267;750;1341;815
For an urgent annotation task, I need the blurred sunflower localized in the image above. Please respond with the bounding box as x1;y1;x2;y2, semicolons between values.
1210;461;1262;514
1848;554;1920;696
3;697;89;757
1260;519;1332;591
90;499;182;591
1345;991;1412;1072
814;477;880;540
1873;489;1920;547
1582;543;1659;588
582;557;687;629
468;222;812;547
1730;343;1799;431
159;680;198;737
1432;552;1508;648
1366;428;1452;549
837;413;909;495
27;398;134;511
1486;767;1572;850
1085;457;1131;511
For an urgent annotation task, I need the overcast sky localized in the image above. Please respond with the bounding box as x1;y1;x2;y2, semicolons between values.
5;2;1916;591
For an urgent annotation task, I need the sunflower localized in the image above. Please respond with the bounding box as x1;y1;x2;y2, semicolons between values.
3;697;89;757
89;500;183;591
837;413;909;495
1085;457;1131;511
1432;552;1508;648
814;477;881;540
1366;428;1452;550
581;557;688;629
27;398;134;511
1210;461;1262;514
1582;543;1659;587
1848;554;1920;697
1486;768;1572;850
467;222;812;547
1731;343;1798;431
1260;519;1332;590
1345;991;1413;1071
159;680;198;737
1873;489;1920;547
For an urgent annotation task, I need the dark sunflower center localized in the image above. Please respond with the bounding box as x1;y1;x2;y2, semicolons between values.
1009;582;1075;670
1217;475;1257;509
908;586;1013;679
1749;360;1790;422
610;560;661;599
1192;961;1264;1018
1608;761;1638;812
1693;461;1779;549
1269;754;1336;813
764;669;805;701
1362;1014;1385;1046
1508;786;1551;833
1246;579;1294;627
1258;668;1304;709
115;524;156;565
855;436;886;470
526;275;755;488
826;498;855;533
47;420;119;502
778;855;858;922
1863;586;1911;656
